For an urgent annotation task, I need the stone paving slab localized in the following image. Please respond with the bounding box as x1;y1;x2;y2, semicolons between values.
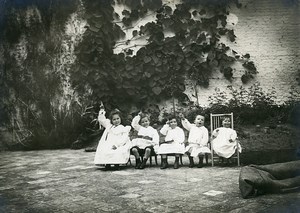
0;150;299;212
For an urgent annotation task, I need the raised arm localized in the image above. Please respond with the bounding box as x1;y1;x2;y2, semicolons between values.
179;112;192;131
181;118;192;131
97;109;111;129
131;114;141;131
160;124;170;136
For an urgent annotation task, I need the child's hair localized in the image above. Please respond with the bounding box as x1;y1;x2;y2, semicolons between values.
139;113;150;124
195;114;205;120
168;115;182;127
221;115;231;122
109;109;123;123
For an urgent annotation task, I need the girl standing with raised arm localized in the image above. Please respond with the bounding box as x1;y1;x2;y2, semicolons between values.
179;113;210;168
131;112;159;169
94;105;131;170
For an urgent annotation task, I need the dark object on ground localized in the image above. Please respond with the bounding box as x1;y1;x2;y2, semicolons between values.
239;160;300;199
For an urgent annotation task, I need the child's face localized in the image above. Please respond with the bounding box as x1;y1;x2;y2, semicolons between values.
222;118;231;128
169;118;177;129
140;117;150;128
194;115;204;127
111;114;121;126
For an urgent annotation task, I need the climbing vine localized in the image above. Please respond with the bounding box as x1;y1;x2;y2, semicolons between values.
72;0;257;111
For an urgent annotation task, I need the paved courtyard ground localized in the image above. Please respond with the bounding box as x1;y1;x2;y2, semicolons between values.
0;149;299;212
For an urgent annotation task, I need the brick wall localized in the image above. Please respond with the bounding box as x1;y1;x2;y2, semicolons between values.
189;0;300;106
114;0;300;106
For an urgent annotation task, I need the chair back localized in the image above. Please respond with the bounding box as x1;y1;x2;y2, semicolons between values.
210;113;234;133
210;112;240;166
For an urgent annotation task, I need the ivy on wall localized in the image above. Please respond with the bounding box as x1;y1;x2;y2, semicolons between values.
0;0;258;148
72;0;257;111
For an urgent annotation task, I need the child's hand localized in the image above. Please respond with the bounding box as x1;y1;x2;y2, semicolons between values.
99;102;105;110
178;112;185;120
138;111;143;116
166;120;170;125
112;145;117;150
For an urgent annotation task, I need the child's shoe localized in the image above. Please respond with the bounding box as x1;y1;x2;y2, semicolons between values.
197;157;203;168
160;158;168;169
114;164;120;170
174;157;180;169
104;164;111;171
139;158;148;169
135;158;142;169
188;156;194;168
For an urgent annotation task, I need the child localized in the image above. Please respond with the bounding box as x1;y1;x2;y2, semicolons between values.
131;112;159;169
179;113;210;168
94;106;131;170
211;116;242;161
157;116;185;169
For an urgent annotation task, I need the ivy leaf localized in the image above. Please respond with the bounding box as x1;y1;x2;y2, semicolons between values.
89;25;100;32
114;12;120;20
192;10;198;17
199;9;206;15
152;86;162;95
210;59;219;67
164;6;172;15
132;30;138;37
236;2;242;8
122;17;132;26
127;89;135;95
145;72;151;78
126;49;133;55
125;64;133;71
243;53;250;59
218;28;227;35
223;67;233;79
95;22;102;29
241;74;251;84
122;9;130;17
93;14;102;18
227;30;236;42
144;56;152;63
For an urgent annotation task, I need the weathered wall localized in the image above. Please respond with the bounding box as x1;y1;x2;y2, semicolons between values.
187;0;300;105
114;0;300;106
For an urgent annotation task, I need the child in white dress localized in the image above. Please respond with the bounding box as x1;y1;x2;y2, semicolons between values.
179;113;210;168
131;112;159;169
211;116;242;160
157;116;185;169
94;107;131;170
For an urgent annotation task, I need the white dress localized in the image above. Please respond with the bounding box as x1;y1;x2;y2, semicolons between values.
157;125;185;155
131;115;160;153
181;119;210;157
94;110;131;165
212;127;242;158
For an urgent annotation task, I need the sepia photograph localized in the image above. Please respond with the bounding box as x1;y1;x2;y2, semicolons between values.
0;0;299;212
